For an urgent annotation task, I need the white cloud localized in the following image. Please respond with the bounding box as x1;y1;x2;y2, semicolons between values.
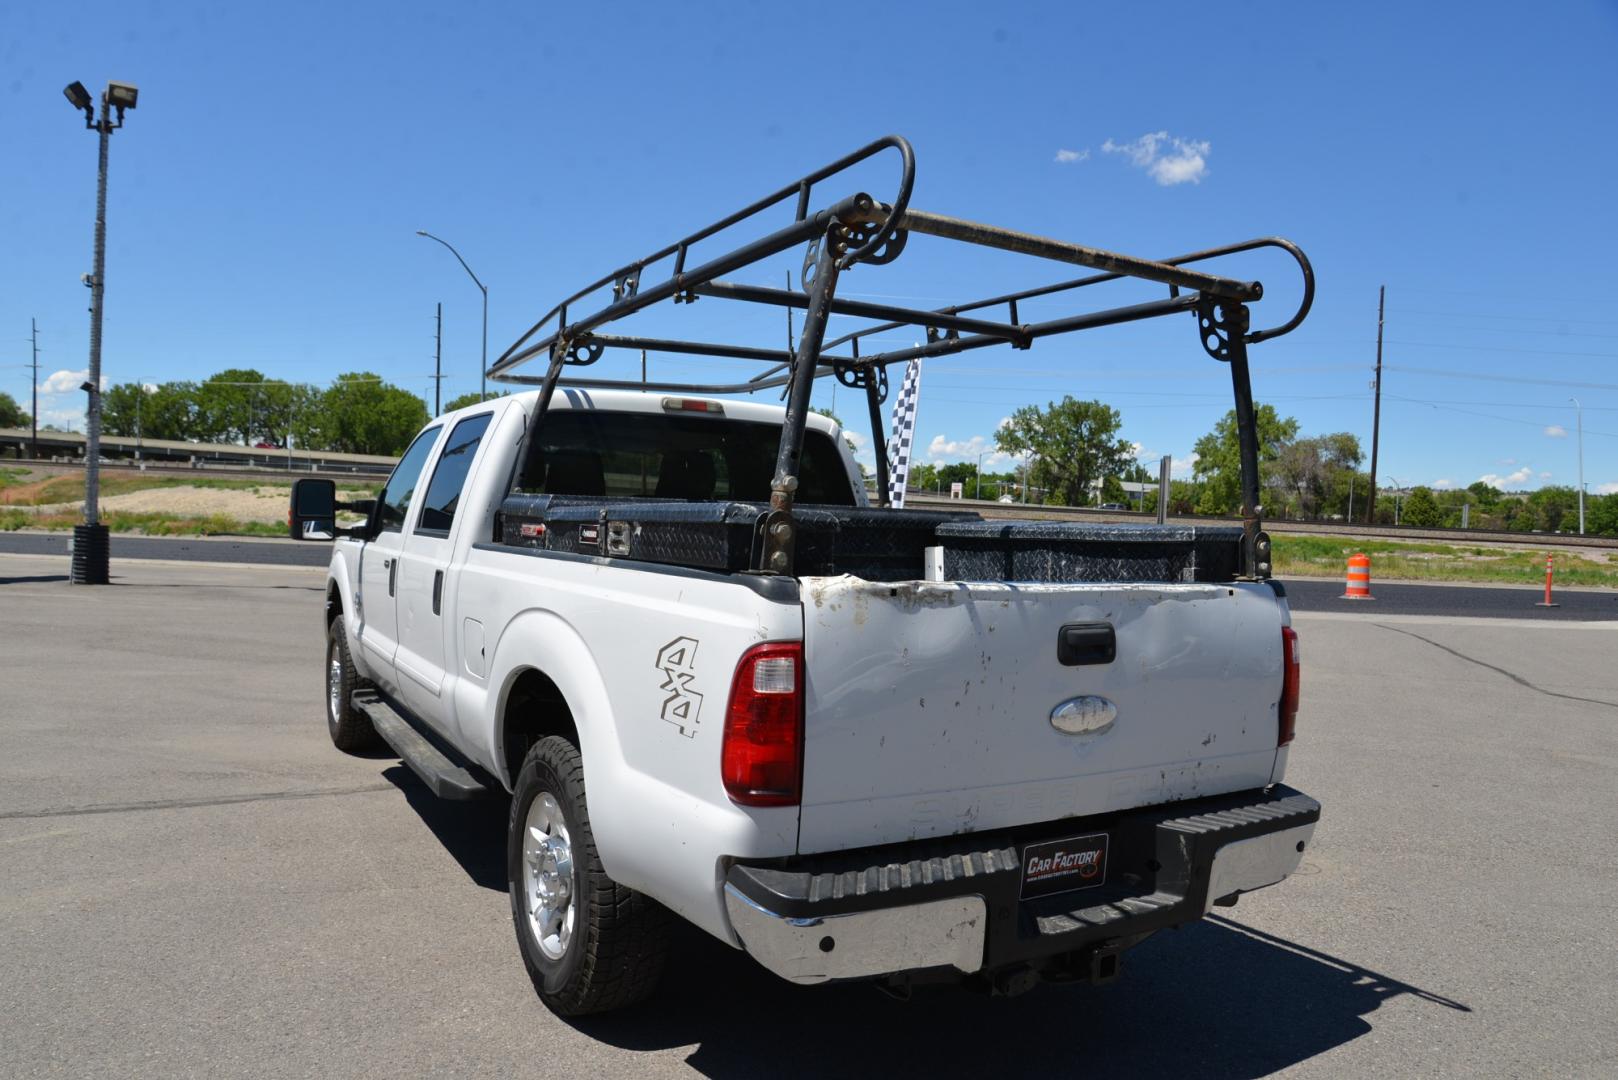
926;433;1016;468
1102;132;1211;186
1538;471;1552;480
1596;482;1618;495
40;407;85;429
1433;478;1454;490
844;429;867;451
1544;425;1567;438
1171;452;1199;478
1479;466;1534;488
40;368;97;394
1054;148;1089;164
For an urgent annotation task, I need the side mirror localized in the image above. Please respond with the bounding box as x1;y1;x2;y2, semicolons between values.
290;478;338;541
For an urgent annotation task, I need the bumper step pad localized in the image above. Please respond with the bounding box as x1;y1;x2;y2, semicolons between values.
727;785;1319;975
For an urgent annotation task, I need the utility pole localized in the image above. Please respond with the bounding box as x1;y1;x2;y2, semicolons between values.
1571;397;1584;534
29;318;40;458
1366;285;1384;524
432;302;443;416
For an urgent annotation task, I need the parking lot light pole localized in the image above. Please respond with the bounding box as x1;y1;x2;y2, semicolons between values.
63;79;138;585
416;230;488;403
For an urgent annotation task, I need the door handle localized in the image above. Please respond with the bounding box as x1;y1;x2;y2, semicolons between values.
385;557;396;597
432;569;444;615
1058;622;1116;666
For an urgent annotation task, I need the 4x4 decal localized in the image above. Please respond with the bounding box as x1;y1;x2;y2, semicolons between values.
655;637;704;738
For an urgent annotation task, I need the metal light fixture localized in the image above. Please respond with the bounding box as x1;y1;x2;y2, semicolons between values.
105;81;139;110
63;81;93;114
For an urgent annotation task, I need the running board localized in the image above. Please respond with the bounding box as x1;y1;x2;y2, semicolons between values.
355;695;491;800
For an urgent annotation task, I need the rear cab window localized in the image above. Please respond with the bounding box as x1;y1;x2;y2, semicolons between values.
515;411;854;505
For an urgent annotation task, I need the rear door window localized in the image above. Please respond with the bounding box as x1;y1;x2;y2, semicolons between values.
415;412;494;535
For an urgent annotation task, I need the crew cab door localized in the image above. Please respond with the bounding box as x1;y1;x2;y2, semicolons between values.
394;410;495;729
355;425;441;693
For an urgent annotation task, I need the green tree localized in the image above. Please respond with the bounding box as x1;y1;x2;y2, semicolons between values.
1270;433;1363;519
0;391;27;428
1191;405;1299;515
307;373;429;455
195;368;270;443
1587;492;1618;537
1401;486;1442;526
443;389;508;413
995;397;1133;507
102;381;201;441
906;462;938;493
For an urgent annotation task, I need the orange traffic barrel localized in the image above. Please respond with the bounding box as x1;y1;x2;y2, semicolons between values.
1342;552;1373;600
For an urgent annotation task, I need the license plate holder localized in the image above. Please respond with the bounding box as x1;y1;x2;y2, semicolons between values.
1020;832;1109;900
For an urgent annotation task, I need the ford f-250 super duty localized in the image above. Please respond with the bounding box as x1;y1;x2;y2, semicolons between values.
289;135;1320;1015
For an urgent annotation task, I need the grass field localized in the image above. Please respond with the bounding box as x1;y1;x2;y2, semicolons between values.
0;469;373;505
1272;535;1618;588
0;467;375;538
0;507;287;537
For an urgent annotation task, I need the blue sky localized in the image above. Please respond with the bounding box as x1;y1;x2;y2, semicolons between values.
3;0;1616;495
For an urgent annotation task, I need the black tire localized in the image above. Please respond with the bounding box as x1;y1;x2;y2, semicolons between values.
325;617;378;753
508;735;671;1016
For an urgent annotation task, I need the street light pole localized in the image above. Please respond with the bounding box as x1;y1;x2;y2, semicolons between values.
1388;476;1403;526
417;230;489;403
1570;397;1585;535
975;450;986;500
63;79;138;585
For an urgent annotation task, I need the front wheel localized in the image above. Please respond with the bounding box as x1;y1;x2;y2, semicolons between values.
325;617;378;753
508;735;670;1015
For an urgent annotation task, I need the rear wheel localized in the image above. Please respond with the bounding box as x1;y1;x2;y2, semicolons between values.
325;617;378;752
508;735;670;1015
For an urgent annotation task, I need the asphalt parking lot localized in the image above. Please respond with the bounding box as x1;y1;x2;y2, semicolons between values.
2;552;1615;1078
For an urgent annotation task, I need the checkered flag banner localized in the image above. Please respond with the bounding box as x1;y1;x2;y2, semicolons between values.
886;359;924;508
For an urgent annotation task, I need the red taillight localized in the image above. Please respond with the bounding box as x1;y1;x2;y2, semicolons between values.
721;642;804;807
1279;626;1300;747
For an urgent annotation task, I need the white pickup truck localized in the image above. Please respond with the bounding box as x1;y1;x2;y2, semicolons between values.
290;388;1316;1015
293;135;1321;1014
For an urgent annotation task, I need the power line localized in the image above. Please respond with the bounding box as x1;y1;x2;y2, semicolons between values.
1383;366;1618;391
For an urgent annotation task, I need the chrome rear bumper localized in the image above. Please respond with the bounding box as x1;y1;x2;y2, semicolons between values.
723;785;1319;985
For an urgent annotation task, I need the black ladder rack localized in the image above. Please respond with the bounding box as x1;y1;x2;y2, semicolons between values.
488;135;1314;580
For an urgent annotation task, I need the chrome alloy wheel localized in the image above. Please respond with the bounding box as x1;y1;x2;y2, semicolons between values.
327;647;343;721
523;792;577;961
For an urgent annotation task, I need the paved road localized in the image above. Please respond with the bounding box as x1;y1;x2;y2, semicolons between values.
3;553;1615;1077
4;530;1614;619
0;529;330;567
1282;576;1618;621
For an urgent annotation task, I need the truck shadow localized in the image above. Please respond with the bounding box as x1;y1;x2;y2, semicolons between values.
383;766;510;890
575;916;1468;1079
383;776;1469;1077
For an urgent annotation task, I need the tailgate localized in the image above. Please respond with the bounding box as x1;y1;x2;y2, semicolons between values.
797;577;1286;854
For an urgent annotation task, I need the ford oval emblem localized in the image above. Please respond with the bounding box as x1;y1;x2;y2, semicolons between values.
1050;695;1117;736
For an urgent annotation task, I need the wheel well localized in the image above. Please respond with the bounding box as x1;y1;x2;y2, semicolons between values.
326;582;342;627
501;668;579;788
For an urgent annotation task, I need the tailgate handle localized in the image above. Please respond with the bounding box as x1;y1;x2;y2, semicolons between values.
1058;623;1116;666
